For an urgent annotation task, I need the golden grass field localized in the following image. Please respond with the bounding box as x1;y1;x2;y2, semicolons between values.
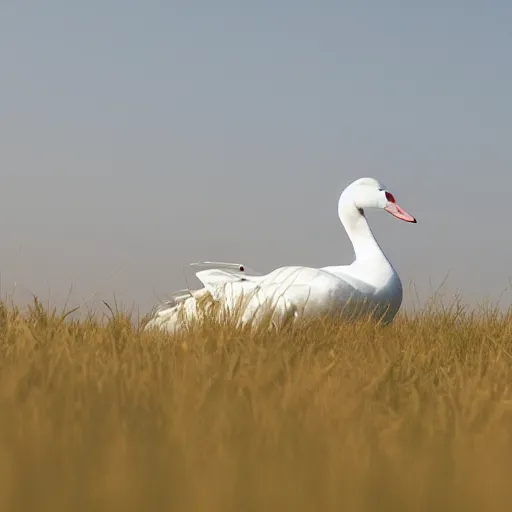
1;296;512;511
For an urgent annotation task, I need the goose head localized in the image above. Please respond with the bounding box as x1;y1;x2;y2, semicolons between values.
340;177;416;223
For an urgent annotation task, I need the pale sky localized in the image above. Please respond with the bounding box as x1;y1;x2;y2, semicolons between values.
1;1;511;315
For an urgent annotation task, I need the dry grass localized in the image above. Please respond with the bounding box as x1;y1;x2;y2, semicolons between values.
1;297;512;511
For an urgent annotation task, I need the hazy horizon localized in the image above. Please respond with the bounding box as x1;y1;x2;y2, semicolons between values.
1;1;511;315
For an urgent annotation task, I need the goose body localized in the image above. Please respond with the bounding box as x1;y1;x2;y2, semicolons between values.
145;177;416;333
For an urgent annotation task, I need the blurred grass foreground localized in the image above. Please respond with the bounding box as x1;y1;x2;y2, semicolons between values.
1;297;512;511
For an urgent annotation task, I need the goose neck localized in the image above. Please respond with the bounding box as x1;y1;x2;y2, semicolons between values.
338;200;389;266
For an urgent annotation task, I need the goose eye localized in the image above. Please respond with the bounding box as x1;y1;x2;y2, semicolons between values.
385;191;396;203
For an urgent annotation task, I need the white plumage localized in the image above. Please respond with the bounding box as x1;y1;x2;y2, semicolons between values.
145;177;416;333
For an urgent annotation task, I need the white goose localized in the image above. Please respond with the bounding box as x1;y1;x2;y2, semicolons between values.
145;177;416;333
